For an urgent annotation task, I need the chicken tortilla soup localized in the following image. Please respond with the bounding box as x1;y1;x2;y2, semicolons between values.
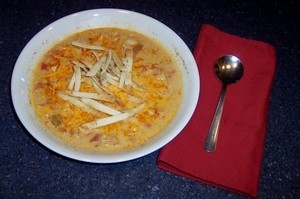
29;27;183;152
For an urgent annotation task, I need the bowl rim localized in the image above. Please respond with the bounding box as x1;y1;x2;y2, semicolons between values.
11;8;200;163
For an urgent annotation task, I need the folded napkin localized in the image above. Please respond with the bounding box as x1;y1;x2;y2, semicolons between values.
157;24;276;198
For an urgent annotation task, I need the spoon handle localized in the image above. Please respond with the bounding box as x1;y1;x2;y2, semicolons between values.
205;84;227;152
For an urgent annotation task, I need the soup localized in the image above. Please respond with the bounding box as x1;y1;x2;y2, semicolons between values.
29;27;182;152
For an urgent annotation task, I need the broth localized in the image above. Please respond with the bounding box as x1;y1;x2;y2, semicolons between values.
29;27;182;152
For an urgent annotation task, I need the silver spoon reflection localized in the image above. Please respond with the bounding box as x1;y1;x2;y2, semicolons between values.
204;55;244;152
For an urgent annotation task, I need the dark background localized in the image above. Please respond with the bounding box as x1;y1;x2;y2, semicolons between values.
1;0;299;198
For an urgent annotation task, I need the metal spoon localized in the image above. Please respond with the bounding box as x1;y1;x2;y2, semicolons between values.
204;55;244;152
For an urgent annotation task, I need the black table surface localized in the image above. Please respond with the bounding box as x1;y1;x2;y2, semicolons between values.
1;1;299;198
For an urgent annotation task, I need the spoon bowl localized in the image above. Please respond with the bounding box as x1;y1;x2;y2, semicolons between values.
204;55;244;152
214;55;244;84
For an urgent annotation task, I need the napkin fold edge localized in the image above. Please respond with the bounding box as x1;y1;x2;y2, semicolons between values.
158;160;254;198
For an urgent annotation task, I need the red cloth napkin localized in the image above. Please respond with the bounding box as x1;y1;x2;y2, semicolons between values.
157;24;276;198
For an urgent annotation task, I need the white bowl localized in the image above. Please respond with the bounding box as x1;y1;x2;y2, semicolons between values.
11;9;200;163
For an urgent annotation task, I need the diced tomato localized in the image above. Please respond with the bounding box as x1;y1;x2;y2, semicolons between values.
90;134;100;142
35;82;44;89
41;63;50;71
